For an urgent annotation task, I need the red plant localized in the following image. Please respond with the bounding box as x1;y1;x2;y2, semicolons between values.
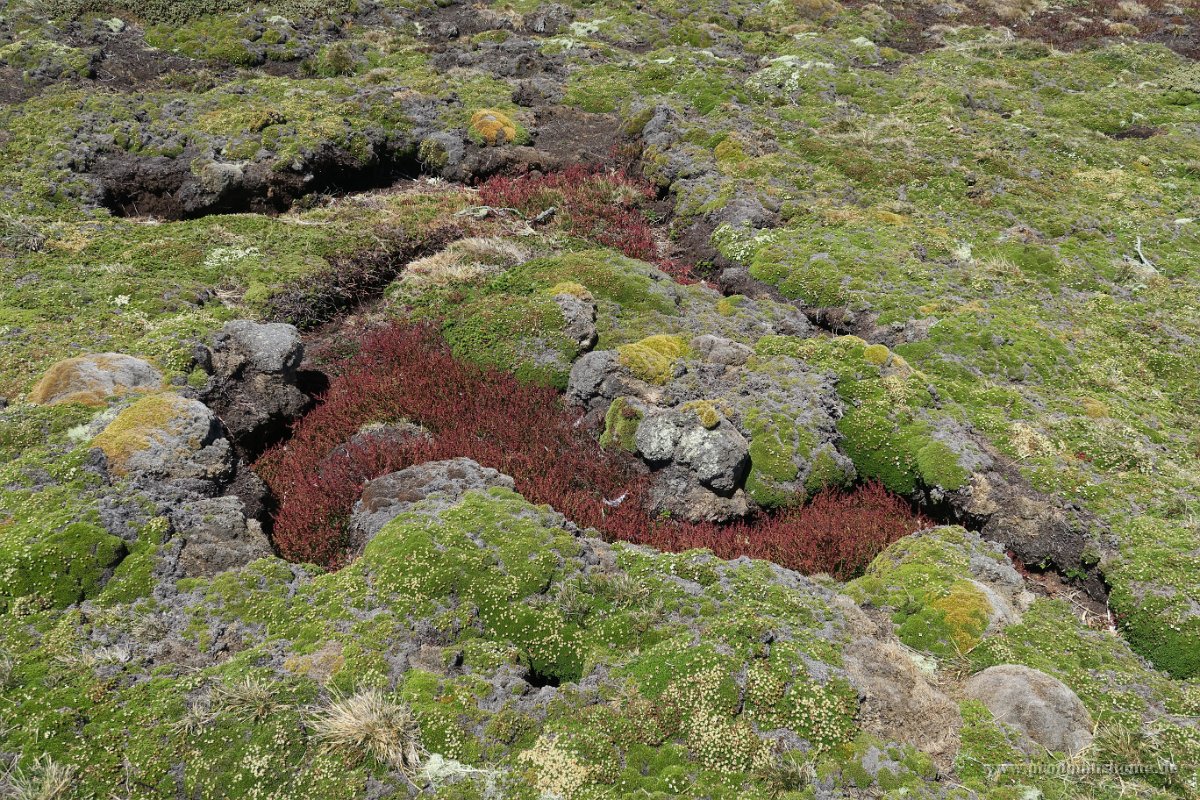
476;165;696;283
257;323;928;576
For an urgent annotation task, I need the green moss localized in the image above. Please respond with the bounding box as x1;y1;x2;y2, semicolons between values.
617;335;689;385
418;137;450;170
599;397;642;452
680;399;721;430
0;403;95;462
915;441;970;491
862;343;890;366
0;521;125;612
1104;518;1200;679
804;447;852;495
744;408;805;508
97;516;169;605
442;294;577;389
847;527;997;658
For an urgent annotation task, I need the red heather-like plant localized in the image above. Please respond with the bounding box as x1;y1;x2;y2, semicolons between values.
476;165;696;283
257;323;928;577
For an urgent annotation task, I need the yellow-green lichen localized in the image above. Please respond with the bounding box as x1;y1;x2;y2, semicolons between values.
617;335;689;385
680;400;721;429
90;394;188;476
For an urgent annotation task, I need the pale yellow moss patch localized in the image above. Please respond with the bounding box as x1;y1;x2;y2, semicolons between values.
91;393;187;475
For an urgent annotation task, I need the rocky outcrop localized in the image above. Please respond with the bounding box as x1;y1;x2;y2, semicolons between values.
197;320;310;455
89;391;274;583
351;458;516;546
960;466;1111;600
91;393;234;492
28;353;161;405
568;333;850;522
552;290;598;352
963;665;1094;756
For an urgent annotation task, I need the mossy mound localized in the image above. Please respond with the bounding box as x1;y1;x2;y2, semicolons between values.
1104;517;1200;679
0;488;878;797
467;109;528;147
599;396;642;451
755;335;975;495
846;527;1018;659
90;393;191;475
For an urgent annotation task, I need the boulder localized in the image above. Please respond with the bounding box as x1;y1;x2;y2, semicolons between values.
646;466;750;523
691;334;752;366
351;458;516;546
29;353;161;406
553;292;598;352
963;665;1093;755
567;350;619;407
173;496;273;578
636;408;749;495
91;393;234;490
200;320;309;452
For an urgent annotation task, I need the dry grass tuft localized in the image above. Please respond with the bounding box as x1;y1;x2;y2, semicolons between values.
1;755;75;800
309;689;425;775
982;0;1048;21
391;237;527;300
1112;0;1150;19
211;676;283;723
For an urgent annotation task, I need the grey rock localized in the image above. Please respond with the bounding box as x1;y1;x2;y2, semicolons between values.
554;292;598;352
691;334;752;366
646;465;750;523
674;420;749;493
844;635;962;763
963;665;1094;755
351;458;516;546
202;320;308;451
634;410;687;463
29;353;161;405
567;350;619;406
173;496;273;578
197;161;244;196
635;408;749;495
323;422;432;472
111;394;235;488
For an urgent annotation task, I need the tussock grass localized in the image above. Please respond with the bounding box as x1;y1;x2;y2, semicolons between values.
1;755;74;800
309;689;425;775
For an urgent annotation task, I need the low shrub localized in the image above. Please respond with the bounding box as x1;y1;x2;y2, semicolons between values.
257;323;928;576
475;165;695;283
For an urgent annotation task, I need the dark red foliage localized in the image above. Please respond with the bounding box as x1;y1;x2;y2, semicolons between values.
257;323;928;576
476;165;696;283
626;482;931;581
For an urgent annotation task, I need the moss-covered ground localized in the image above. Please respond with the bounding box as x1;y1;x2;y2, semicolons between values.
2;0;1200;795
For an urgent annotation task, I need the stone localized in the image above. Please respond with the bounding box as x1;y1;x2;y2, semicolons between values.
567;350;619;407
174;496;273;578
91;393;234;488
963;665;1094;755
673;419;750;493
691;334;752;366
201;320;309;452
645;465;751;523
29;353;161;406
554;292;598;352
351;458;516;546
